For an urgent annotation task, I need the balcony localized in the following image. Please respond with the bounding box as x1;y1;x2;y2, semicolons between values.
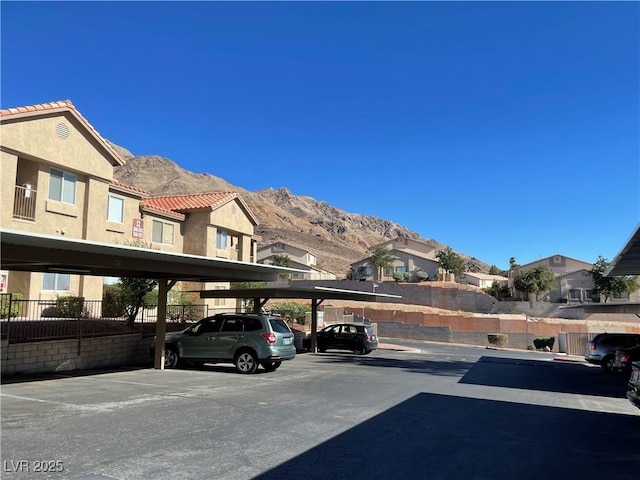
13;184;37;221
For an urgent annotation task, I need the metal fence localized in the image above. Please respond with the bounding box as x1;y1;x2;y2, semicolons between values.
0;294;209;344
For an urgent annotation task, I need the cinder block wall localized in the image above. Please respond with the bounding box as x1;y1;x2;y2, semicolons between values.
1;335;151;376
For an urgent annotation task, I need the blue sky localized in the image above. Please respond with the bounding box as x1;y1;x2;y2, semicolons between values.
2;1;638;270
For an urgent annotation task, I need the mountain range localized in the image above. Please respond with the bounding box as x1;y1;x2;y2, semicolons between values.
109;142;489;277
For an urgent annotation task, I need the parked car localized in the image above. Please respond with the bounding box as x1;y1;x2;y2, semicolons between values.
627;361;640;410
304;323;378;355
584;333;640;371
150;313;296;374
612;344;640;374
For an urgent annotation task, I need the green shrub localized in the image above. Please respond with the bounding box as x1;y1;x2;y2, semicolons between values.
533;337;555;350
392;272;404;282
415;270;429;282
0;293;24;318
270;301;311;324
56;296;85;318
102;285;127;317
487;333;508;347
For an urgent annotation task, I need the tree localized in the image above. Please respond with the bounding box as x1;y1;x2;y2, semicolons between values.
119;277;158;328
512;265;556;301
230;281;268;312
589;256;639;302
488;265;500;275
436;247;465;279
509;257;519;271
271;254;291;267
271;254;291;279
369;246;396;282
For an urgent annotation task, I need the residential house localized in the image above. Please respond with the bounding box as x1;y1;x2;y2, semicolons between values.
0;100;259;313
257;242;336;280
462;272;509;289
350;237;440;282
510;254;614;303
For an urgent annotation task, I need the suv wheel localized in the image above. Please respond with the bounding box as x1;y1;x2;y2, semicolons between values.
262;360;282;372
235;350;258;374
354;343;366;355
601;355;615;372
164;346;180;369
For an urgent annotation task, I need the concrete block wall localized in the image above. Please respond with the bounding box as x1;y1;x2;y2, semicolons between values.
1;335;151;376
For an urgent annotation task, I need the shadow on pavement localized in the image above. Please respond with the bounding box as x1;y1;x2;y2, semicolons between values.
0;362;153;385
460;356;631;398
254;392;640;480
313;352;474;377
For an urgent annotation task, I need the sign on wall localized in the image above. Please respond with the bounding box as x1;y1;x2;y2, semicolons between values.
0;270;8;293
132;219;144;238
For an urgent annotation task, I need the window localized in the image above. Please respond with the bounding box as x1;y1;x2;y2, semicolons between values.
213;286;226;306
569;289;581;300
107;195;124;223
220;318;243;332
42;273;70;291
395;266;407;273
244;318;262;331
216;230;228;250
49;168;76;204
385;267;394;276
152;220;174;245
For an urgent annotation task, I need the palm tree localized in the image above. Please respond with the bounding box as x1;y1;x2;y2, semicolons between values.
369;246;396;282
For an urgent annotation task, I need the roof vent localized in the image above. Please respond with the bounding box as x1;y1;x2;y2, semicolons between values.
56;122;70;139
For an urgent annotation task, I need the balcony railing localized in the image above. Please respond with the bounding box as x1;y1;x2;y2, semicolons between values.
13;184;37;221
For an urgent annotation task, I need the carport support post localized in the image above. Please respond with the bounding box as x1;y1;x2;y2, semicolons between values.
154;279;177;370
310;298;323;354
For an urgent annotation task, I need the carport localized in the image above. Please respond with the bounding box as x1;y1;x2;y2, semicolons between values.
0;228;308;369
199;284;401;352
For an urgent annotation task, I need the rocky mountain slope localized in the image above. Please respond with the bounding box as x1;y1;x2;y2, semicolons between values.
111;145;488;276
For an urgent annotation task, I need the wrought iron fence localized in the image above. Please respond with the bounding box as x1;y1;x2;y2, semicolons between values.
0;294;209;344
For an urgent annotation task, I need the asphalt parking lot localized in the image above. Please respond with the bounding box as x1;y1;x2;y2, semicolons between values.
2;341;639;480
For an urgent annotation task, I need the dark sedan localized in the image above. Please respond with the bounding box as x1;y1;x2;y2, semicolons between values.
305;323;378;355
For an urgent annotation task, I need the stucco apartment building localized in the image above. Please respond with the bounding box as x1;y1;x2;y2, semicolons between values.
350;237;441;282
257;242;336;280
0;100;258;313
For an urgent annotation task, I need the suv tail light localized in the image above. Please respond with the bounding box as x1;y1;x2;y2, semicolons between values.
364;332;370;341
262;332;276;345
622;353;630;362
590;343;596;351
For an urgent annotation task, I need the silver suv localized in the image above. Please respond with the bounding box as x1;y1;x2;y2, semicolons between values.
155;314;296;374
585;333;640;371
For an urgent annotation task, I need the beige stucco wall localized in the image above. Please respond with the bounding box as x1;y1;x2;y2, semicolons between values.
1;113;116;180
182;211;211;256
0;150;19;229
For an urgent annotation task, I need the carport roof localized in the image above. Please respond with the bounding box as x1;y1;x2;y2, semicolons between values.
0;229;306;282
199;284;402;302
605;223;640;277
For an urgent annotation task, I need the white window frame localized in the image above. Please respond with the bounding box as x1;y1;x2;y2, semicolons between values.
152;219;174;245
49;168;77;204
107;194;124;223
216;230;228;250
42;273;71;291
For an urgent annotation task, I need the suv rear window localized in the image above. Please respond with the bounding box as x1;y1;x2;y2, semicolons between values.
269;318;291;333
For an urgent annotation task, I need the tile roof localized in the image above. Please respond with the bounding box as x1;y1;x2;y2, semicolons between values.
141;192;240;212
109;180;149;198
140;205;186;222
0;100;125;166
